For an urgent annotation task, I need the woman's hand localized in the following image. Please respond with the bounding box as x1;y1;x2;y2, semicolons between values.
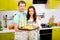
36;27;40;31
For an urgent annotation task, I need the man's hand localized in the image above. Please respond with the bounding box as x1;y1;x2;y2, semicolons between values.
16;29;25;32
13;23;24;32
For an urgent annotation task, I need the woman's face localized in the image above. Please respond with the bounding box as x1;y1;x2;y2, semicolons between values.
29;8;34;16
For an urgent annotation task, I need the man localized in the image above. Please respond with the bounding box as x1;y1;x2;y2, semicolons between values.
13;1;28;40
13;1;27;32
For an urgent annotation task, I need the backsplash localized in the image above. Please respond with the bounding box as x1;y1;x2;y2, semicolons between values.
0;4;60;27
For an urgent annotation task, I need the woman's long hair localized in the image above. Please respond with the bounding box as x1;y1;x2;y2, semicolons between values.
27;6;36;22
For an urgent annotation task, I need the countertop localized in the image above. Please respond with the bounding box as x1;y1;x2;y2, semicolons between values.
0;28;15;33
40;26;60;30
0;26;60;33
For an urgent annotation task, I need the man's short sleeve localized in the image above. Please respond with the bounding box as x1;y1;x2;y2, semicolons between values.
13;14;19;24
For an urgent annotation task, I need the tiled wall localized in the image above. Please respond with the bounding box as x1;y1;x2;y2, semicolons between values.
0;4;60;27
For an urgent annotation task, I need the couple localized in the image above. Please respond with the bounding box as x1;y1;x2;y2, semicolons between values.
13;1;40;40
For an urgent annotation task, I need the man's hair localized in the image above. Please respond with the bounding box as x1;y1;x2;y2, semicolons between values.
18;1;26;6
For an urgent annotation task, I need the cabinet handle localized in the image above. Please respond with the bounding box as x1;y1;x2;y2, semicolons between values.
40;33;52;35
0;9;6;11
54;29;60;32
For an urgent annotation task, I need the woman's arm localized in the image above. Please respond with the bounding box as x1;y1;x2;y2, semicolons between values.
33;22;40;31
35;17;40;31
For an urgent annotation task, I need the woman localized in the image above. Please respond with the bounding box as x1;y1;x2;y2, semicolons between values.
27;6;40;40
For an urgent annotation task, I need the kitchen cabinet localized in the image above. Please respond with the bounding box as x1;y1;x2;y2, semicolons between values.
0;32;15;40
0;0;33;10
0;0;8;11
52;28;60;40
10;32;15;40
48;0;60;9
9;0;14;10
24;0;33;10
40;29;52;40
9;0;33;10
33;0;47;4
9;0;20;10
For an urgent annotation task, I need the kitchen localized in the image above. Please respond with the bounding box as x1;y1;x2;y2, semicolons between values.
0;0;60;40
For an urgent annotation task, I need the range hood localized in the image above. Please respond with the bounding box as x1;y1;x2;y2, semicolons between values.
33;0;47;4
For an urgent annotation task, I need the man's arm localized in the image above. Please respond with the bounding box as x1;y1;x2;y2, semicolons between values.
13;14;24;32
13;23;24;32
13;23;18;32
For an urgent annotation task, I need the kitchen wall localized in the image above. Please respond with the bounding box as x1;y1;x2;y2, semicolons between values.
34;4;60;23
0;11;17;27
0;4;60;27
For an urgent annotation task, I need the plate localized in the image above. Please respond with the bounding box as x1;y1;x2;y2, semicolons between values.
18;28;35;31
18;25;38;31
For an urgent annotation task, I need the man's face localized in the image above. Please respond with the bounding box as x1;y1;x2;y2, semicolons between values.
18;3;26;12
